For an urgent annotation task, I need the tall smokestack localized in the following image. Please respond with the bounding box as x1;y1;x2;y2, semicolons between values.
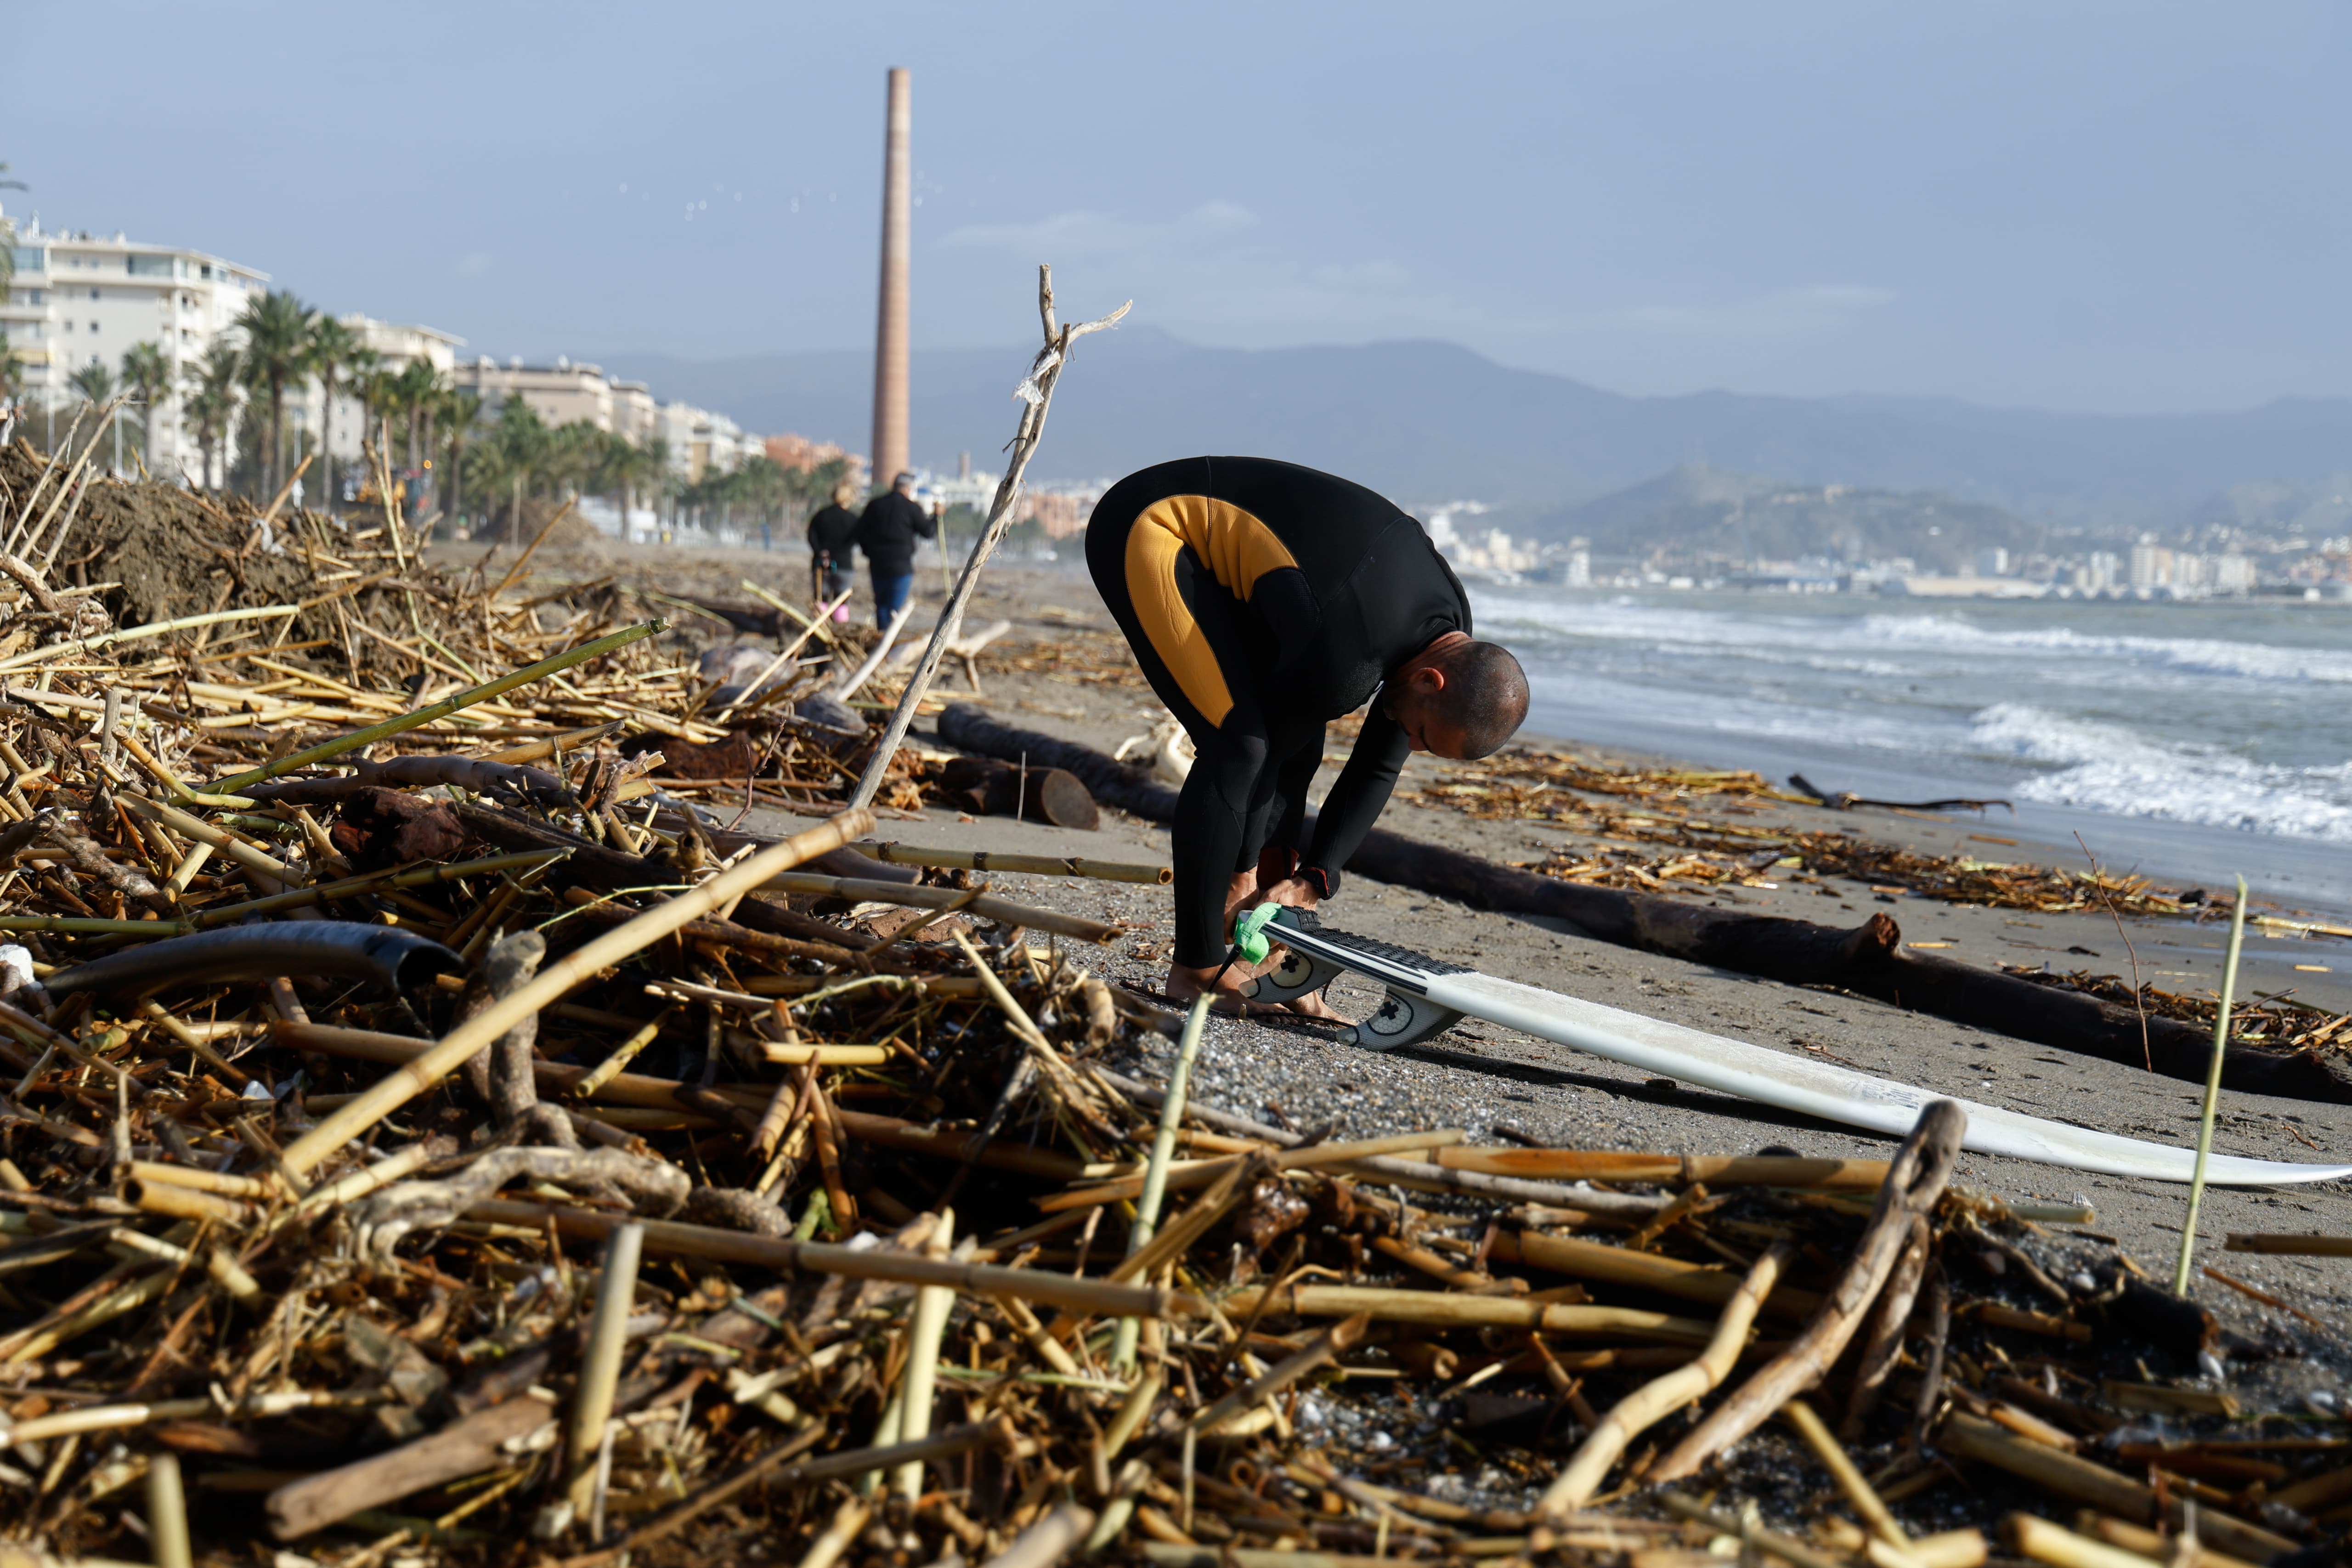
870;67;911;490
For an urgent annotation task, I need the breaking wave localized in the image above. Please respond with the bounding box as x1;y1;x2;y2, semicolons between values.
1969;703;2352;843
1481;595;2352;686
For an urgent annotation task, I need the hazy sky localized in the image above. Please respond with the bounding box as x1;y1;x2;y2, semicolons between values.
6;2;2347;413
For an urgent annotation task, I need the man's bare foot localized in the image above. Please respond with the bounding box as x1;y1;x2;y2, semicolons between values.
1166;959;1349;1022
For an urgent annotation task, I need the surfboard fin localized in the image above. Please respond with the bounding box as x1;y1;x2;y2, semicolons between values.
1346;986;1466;1052
1240;943;1345;1008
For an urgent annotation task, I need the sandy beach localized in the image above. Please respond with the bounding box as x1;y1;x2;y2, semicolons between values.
560;541;2352;1349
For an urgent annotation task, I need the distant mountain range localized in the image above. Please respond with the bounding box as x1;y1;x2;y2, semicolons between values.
1540;464;2050;572
599;328;2352;529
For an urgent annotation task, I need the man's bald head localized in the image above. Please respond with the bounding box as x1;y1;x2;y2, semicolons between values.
1387;634;1530;759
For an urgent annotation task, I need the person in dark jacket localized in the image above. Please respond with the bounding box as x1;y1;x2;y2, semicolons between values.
1086;455;1529;1016
805;481;861;622
854;472;936;627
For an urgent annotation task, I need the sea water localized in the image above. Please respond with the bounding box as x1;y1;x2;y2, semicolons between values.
1471;586;2352;912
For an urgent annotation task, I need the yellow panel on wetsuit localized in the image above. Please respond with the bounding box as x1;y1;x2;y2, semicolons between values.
1122;495;1300;728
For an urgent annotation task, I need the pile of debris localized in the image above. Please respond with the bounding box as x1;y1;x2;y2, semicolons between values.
0;436;2345;1568
1403;747;2222;918
2008;965;2352;1065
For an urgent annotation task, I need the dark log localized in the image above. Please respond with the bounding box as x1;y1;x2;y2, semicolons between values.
682;597;785;638
935;706;2352;1104
939;703;1178;820
932;756;1099;830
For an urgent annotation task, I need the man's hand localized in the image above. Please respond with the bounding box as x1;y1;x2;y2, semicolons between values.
1253;875;1321;912
1165;959;1348;1021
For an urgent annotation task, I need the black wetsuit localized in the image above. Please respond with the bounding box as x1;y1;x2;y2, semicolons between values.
1084;456;1470;966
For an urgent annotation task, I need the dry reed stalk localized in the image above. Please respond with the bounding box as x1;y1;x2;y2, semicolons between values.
893;1209;957;1498
1782;1397;1908;1545
1216;1283;1716;1343
464;1197;1202;1319
1188;1313;1371;1436
1487;1229;1823;1321
1436;1148;1890;1189
2175;873;2248;1293
212;618;666;795
1650;1100;1966;1485
277;807;872;1175
1537;1241;1788;1514
850;842;1173;884
565;1221;645;1516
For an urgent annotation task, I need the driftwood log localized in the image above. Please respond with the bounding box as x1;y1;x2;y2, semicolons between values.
1648;1099;1966;1484
268;1392;556;1539
932;757;1099;829
934;704;2352;1103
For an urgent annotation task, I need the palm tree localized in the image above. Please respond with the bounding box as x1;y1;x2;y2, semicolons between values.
183;344;244;490
308;317;367;513
388;359;444;471
0;163;25;300
118;340;171;471
0;347;24;440
438;387;481;532
233;289;316;498
67;361;114;408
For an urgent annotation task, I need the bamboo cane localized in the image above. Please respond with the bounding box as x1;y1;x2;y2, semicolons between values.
566;1222;644;1515
147;1452;193;1568
212;619;667;796
0;603;300;675
1112;996;1209;1371
1782;1397;1908;1546
1436;1148;1890;1189
851;842;1172;885
1216;1283;1715;1343
2175;874;2248;1294
2222;1234;2352;1256
277;807;871;1175
893;1211;957;1499
1189;1313;1371;1436
1487;1230;1823;1321
1537;1242;1787;1514
2007;1514;2171;1568
464;1197;1200;1319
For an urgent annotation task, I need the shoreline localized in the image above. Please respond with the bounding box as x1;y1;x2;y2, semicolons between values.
507;540;2352;1346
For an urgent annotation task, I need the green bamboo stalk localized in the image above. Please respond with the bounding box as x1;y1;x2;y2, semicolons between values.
1110;995;1211;1371
211;619;666;796
2173;874;2249;1296
0;915;188;937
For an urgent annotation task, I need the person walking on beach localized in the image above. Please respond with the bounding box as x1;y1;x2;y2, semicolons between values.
805;480;861;623
1086;455;1530;1016
854;471;935;629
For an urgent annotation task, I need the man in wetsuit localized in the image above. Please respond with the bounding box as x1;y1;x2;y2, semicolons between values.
1086;456;1530;1015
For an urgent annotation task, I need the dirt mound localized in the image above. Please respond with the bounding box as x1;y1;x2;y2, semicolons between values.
0;438;449;675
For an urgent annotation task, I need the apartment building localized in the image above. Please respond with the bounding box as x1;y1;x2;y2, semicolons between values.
0;211;266;478
654;398;759;483
448;357;658;446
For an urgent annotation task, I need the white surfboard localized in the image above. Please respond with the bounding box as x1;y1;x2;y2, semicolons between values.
1243;909;2352;1187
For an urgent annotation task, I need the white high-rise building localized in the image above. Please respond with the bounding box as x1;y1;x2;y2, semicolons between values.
0;210;266;479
